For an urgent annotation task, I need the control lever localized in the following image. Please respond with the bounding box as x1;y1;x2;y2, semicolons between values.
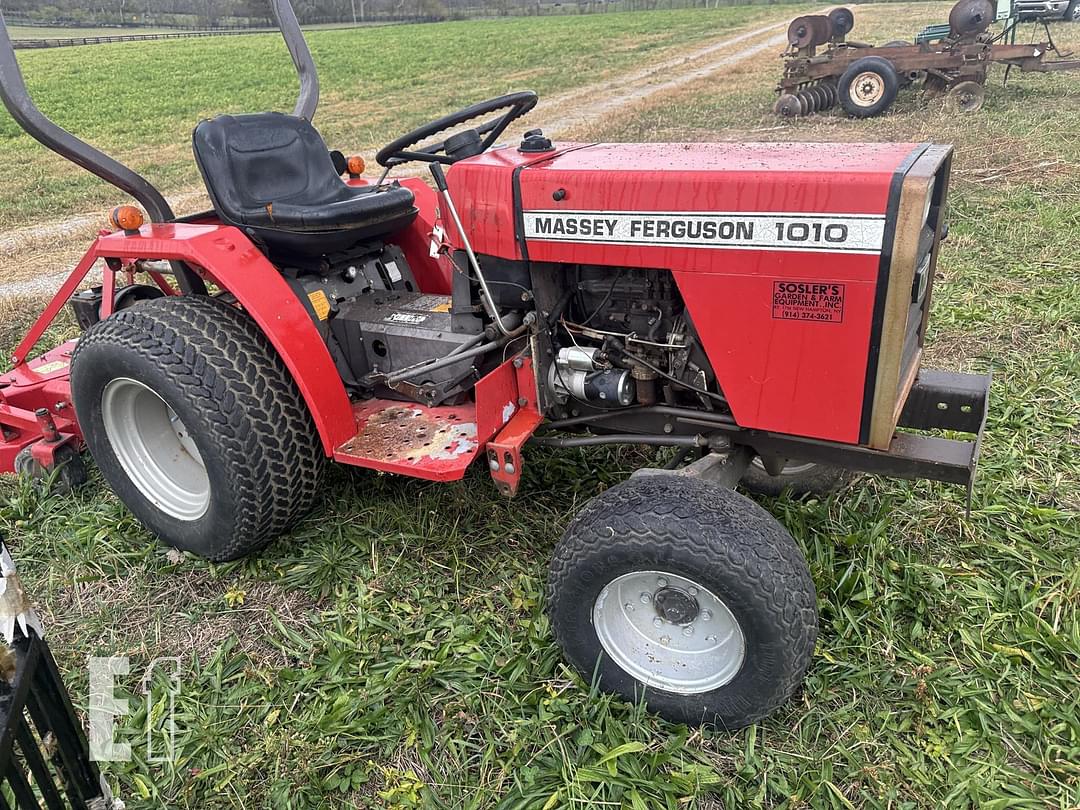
429;163;514;337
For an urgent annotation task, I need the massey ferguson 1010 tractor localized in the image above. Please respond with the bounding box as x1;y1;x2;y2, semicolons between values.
0;0;989;729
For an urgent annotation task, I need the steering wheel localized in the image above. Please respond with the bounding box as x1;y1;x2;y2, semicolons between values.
376;91;538;167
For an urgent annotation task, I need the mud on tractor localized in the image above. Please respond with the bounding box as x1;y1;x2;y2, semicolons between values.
778;1;1080;118
0;0;990;728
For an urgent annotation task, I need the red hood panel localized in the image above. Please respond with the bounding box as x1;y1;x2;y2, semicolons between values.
445;141;927;444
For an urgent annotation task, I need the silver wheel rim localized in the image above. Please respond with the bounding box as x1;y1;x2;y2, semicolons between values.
101;378;210;521
851;71;885;107
751;458;818;476
593;570;745;694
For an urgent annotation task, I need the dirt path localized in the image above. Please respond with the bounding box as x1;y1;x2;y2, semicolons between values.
0;10;806;298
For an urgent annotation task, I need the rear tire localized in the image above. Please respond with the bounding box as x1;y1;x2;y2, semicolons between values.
547;476;817;729
838;56;899;118
71;295;326;561
740;459;851;498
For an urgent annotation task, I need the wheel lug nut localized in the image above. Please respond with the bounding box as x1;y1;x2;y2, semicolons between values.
682;626;693;637
657;577;668;587
652;617;663;627
640;593;651;604
659;635;671;644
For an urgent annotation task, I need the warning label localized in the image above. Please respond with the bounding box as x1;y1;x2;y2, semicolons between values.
771;281;845;323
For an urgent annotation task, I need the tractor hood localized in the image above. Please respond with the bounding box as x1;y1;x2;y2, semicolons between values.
445;140;925;266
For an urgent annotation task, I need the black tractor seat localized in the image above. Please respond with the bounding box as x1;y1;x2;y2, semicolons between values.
192;112;417;257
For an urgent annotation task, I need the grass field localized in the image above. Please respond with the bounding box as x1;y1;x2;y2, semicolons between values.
1;3;1079;808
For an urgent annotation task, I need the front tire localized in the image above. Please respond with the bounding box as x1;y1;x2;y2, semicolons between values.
547;476;817;729
71;295;325;561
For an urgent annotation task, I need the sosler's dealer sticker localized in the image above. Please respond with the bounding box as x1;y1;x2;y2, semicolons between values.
771;281;846;323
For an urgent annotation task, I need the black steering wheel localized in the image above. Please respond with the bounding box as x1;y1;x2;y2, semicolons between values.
376;91;538;167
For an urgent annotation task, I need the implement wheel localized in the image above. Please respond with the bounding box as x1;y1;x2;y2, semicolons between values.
945;80;985;113
547;476;817;729
838;56;899;118
71;295;325;561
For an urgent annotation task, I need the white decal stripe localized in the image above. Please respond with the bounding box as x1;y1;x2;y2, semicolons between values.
521;210;887;255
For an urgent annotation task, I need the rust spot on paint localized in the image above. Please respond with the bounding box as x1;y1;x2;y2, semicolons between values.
340;405;477;464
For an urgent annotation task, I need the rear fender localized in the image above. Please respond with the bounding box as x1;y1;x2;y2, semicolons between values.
94;224;356;454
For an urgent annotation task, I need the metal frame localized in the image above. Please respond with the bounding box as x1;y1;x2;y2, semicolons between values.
0;630;107;810
539;368;990;489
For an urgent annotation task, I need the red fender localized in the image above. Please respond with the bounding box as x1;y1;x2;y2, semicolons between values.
93;224;356;454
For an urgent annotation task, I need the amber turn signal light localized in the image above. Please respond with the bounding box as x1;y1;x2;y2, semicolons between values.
346;155;366;176
109;205;145;233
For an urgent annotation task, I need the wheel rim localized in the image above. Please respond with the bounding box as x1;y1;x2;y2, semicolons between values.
101;377;210;521
751;458;817;476
593;570;745;694
850;72;885;107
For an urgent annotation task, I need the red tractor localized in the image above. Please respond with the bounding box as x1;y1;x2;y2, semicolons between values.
0;1;988;729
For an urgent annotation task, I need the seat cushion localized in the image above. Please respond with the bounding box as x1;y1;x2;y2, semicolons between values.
192;112;417;255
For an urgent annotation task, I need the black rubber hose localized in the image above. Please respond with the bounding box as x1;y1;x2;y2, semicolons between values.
543;405;736;432
530;433;707;449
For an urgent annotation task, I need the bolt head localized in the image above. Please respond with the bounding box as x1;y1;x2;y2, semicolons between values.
652;617;663;628
701;610;712;621
659;635;671;644
706;635;717;644
624;602;634;611
657;577;668;587
682;626;694;637
688;586;698;596
640;593;651;604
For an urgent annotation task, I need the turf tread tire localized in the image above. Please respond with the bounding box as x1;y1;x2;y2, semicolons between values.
71;295;325;561
547;476;818;729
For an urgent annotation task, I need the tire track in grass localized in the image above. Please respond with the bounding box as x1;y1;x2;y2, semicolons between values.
535;24;792;138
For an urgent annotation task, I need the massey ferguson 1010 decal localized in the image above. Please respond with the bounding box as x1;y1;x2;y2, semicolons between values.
522;210;886;254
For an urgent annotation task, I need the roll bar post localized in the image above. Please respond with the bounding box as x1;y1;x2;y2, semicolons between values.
273;0;321;120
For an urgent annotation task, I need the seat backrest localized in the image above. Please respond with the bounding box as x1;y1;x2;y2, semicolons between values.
192;112;341;227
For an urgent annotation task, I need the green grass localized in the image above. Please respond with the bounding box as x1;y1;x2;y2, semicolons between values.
2;3;1079;807
0;5;782;228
